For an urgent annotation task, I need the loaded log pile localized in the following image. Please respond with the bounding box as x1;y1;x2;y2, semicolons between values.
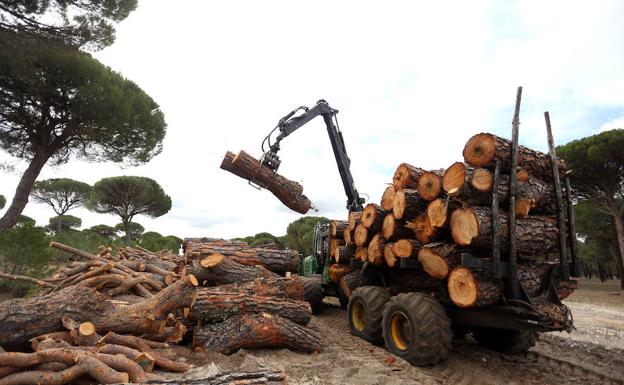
328;132;577;317
0;239;307;384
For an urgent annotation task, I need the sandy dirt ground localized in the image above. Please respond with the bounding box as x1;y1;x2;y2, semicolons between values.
171;278;624;384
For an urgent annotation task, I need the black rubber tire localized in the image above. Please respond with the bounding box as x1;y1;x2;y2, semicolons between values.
347;286;391;343
300;276;324;314
471;328;537;354
381;292;452;366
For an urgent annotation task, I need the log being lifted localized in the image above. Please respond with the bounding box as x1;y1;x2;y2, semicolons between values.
362;203;385;232
193;313;321;355
0;276;198;349
393;189;427;219
447;267;502;307
450;207;560;256
188;253;277;285
443;162;556;216
463;133;566;182
221;150;312;214
380;185;396;211
381;214;413;241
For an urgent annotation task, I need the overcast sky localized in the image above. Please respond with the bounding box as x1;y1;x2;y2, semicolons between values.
1;0;623;239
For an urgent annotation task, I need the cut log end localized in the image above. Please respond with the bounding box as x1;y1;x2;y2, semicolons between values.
348;211;363;231
443;162;466;193
427;198;447;228
78;322;96;337
199;253;224;268
471;168;493;192
418;171;442;201
447;267;478;308
362;204;384;231
354;224;369;247
380;185;396;211
515;197;534;218
463;133;497;167
417;248;449;279
450;208;478;246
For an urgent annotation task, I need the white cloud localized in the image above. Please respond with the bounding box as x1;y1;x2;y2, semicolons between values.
599;117;624;133
1;0;623;239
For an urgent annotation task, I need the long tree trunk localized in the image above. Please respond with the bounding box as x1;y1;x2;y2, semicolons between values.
123;219;131;246
0;150;50;231
611;212;624;289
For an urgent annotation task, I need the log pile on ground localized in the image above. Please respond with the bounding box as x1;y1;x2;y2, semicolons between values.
0;239;312;384
327;132;577;315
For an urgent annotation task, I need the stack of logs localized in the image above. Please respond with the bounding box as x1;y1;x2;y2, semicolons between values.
329;132;577;315
0;239;308;384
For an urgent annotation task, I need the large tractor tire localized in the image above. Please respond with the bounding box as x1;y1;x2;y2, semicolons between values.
347;286;391;343
471;327;537;354
300;276;324;314
381;292;452;366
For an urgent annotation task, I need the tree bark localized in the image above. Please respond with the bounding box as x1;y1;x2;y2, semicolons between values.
197;276;304;301
393;163;426;191
447;267;502;307
335;244;355;263
392;189;427;220
361;203;385;232
381;214;413;241
188;254;278;285
0;276;197;350
462;133;566;182
193;291;311;325
184;243;300;273
193;313;321;355
0;150;50;231
610;210;624;289
339;271;366;299
449;207;560;256
331;220;348;238
220;150;312;214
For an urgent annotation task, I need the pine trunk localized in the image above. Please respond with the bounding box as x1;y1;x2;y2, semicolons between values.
220;150;312;214
331;220;348;238
392;189;427;219
367;233;385;266
381;214;413;241
380;185;396;211
447;267;502;307
188;254;277;285
449;207;560;256
417;243;458;279
362;203;385;232
192;313;321;354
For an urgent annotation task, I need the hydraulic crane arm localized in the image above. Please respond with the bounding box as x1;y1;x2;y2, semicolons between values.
260;100;364;212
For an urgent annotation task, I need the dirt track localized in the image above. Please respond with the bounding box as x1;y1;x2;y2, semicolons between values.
180;279;624;385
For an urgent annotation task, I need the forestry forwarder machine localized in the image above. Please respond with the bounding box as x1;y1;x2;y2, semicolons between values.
254;99;576;366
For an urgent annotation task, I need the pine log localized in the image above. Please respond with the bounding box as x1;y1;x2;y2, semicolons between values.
380;185;396;211
193;291;311;325
331;220;348;238
406;213;437;244
185;245;300;273
383;243;397;268
328;264;351;284
348;211;363;231
392;163;425;191
343;229;354;246
385;270;442;295
367;233;385;266
462;133;566;182
449;207;560;255
361;203;385;232
0;276;197;349
381;214;413;241
0;272;57;289
392;189;427;220
196;276;304;301
121;370;287;385
193;313;321;354
391;239;422;258
355;247;368;261
354;223;370;247
426;198;458;229
339;271;366;299
417;243;458;279
447;267;502;307
188;253;278;285
221;150;312;213
418;170;444;201
330;239;345;260
336;244;356;263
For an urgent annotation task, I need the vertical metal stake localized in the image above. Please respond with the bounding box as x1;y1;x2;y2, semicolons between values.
544;111;570;281
564;177;579;277
507;86;522;297
491;159;502;278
